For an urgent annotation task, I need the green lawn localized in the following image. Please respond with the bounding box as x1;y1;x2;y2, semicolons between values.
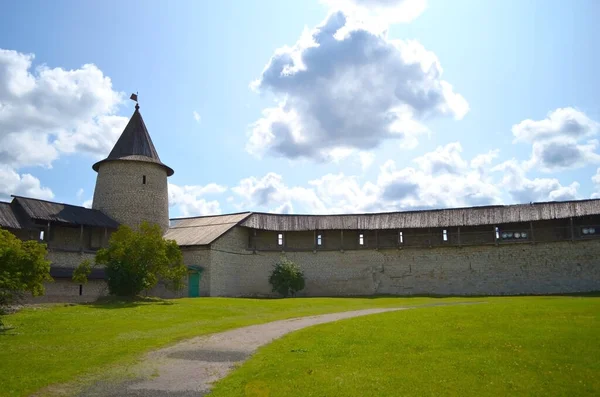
0;296;448;397
209;296;600;397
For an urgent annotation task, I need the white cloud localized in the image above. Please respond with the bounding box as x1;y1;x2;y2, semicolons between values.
183;142;586;216
76;188;84;199
0;49;127;167
526;138;600;172
82;199;93;209
0;48;128;200
232;172;326;213
233;143;503;214
377;148;503;211
358;152;375;170
308;173;379;213
592;168;600;199
492;159;579;203
54;115;128;159
593;168;600;186
247;12;468;162
512;108;600;172
513;108;599;143
413;142;468;175
470;149;500;174
232;142;588;214
193;111;201;123
168;183;226;217
0;165;53;201
273;201;295;214
322;0;427;25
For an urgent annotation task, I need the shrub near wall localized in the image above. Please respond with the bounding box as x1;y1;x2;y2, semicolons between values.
268;258;305;297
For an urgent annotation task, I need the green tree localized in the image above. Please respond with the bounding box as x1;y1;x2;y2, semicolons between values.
0;228;52;326
268;257;305;297
75;222;186;297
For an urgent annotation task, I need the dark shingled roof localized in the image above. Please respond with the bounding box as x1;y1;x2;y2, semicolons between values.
0;201;29;229
12;196;119;228
92;104;174;176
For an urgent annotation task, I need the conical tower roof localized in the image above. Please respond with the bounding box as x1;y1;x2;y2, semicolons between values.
92;103;174;176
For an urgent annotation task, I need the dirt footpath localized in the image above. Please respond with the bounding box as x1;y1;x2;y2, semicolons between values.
79;302;480;396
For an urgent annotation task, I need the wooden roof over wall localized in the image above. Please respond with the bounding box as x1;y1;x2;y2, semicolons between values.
165;212;251;246
240;199;600;231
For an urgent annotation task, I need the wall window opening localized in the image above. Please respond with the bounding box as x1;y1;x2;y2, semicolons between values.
359;233;364;246
317;234;322;246
39;230;45;240
582;227;597;235
399;231;404;244
499;230;529;240
443;229;448;242
277;233;284;246
142;175;146;184
79;285;83;296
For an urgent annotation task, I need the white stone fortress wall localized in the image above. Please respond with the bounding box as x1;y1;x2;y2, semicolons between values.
201;225;600;297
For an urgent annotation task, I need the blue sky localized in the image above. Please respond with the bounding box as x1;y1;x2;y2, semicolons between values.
1;0;599;217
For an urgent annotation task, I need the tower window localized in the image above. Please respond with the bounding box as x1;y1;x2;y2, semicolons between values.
278;233;284;246
443;229;448;242
317;234;322;246
142;175;146;184
399;231;404;244
79;285;83;296
359;233;364;246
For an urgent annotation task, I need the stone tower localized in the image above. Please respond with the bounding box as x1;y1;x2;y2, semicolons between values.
92;102;174;232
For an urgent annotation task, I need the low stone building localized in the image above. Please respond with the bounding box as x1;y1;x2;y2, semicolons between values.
0;196;118;301
1;102;599;301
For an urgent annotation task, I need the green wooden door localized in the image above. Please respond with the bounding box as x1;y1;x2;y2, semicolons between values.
188;272;200;297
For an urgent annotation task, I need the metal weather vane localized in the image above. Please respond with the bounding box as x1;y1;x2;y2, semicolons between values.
130;92;139;109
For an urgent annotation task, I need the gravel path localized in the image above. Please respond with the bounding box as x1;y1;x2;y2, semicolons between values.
78;302;480;397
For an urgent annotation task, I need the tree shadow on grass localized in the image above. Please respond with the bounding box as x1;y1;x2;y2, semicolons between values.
0;313;16;335
82;296;175;310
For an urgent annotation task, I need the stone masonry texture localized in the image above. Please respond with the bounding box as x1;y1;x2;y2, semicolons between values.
92;160;169;232
204;226;600;297
28;279;108;303
21;222;600;302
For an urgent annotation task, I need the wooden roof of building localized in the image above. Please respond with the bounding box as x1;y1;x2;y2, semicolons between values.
11;196;119;228
165;212;251;246
92;104;174;176
240;199;600;231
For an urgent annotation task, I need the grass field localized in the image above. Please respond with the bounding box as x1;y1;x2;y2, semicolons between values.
0;296;448;397
209;296;600;397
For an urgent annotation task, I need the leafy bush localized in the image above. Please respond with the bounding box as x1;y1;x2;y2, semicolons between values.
0;227;51;327
268;258;305;297
74;222;186;297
